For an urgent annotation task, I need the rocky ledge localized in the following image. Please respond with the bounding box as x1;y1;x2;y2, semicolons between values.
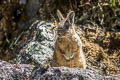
0;60;120;80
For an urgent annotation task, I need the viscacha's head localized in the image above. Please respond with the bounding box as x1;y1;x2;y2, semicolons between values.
56;10;76;35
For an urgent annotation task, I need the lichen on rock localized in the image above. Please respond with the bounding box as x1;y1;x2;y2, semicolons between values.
16;21;57;65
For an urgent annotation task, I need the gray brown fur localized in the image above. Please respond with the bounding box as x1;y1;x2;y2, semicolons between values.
53;10;86;69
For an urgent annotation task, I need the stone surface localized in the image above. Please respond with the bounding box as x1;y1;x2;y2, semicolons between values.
31;67;104;80
0;60;33;80
0;60;119;80
16;21;57;65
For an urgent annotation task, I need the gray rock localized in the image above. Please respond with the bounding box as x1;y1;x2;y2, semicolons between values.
0;60;33;80
31;67;119;80
0;60;119;80
16;21;57;65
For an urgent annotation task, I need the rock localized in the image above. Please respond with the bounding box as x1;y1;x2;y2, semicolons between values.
31;67;104;80
0;60;119;80
0;60;34;80
16;20;57;65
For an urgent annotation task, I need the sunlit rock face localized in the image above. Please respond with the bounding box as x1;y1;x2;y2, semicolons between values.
16;21;57;65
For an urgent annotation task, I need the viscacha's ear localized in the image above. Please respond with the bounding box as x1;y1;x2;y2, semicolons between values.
67;11;75;24
57;10;64;21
